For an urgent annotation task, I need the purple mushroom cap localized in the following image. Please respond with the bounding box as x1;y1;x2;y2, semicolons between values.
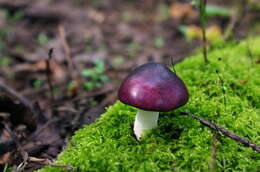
118;62;189;112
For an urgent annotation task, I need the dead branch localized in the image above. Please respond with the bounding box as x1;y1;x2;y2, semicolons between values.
224;0;247;40
58;25;75;80
45;48;55;101
199;0;208;63
0;82;32;110
180;112;260;153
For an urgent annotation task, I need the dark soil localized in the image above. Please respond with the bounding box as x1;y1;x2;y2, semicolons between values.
0;0;259;171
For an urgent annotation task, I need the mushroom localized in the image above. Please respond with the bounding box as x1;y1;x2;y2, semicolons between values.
118;62;189;140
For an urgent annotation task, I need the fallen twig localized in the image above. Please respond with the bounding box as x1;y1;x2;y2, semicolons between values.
224;0;247;40
199;0;208;63
45;48;55;101
29;157;73;170
215;70;227;111
0;82;32;111
180;112;260;153
58;25;75;80
58;25;82;95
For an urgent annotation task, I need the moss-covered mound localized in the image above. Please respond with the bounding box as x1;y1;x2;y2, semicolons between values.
40;38;260;172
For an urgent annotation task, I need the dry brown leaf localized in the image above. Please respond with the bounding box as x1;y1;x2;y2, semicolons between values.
9;60;66;81
2;129;11;138
206;25;223;43
0;152;11;164
186;25;202;40
185;25;223;43
34;60;65;81
170;2;198;20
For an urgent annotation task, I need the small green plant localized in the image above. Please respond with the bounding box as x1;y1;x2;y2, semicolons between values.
127;41;141;56
205;5;231;17
89;0;101;7
14;45;26;54
111;56;124;67
178;25;223;44
0;28;7;53
0;57;12;67
192;0;208;63
156;3;169;22
0;27;15;54
37;33;50;46
5;9;24;21
3;164;9;172
81;60;109;91
153;36;165;48
0;28;8;38
121;12;133;22
67;80;76;90
33;79;44;88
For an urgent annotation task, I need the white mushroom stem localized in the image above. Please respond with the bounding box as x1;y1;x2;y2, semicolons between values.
134;109;159;140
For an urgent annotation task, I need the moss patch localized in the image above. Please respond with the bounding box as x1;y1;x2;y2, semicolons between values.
39;38;260;172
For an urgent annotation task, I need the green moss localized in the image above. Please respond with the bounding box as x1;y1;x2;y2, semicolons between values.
39;38;260;172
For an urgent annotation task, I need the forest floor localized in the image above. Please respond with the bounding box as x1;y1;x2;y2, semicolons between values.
0;0;259;171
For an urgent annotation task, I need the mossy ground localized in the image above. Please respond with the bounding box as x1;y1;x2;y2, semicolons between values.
40;38;260;172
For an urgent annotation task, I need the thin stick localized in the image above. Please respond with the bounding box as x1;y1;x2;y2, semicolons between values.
224;0;246;40
202;27;208;63
45;48;55;101
58;25;82;92
170;57;177;74
0;82;42;131
246;42;254;67
180;112;260;153
58;25;75;80
199;0;208;63
0;82;33;111
215;70;227;111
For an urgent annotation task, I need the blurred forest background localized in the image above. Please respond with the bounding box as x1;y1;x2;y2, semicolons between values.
0;0;260;171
